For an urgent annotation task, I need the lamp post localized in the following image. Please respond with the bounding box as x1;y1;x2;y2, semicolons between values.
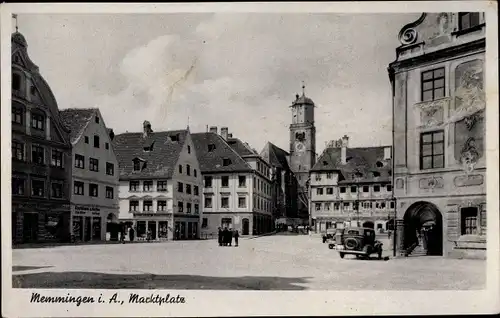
354;177;361;227
392;197;397;257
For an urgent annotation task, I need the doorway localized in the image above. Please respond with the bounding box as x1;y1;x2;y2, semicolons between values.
84;217;91;241
403;201;443;256
242;218;250;235
23;212;38;243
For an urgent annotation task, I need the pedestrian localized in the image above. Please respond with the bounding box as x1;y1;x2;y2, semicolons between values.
120;231;125;244
228;228;233;246
129;227;135;242
217;227;223;246
147;229;151;242
222;227;228;246
234;230;239;247
388;230;392;240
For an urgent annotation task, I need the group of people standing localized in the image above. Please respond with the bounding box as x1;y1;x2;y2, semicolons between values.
218;227;239;247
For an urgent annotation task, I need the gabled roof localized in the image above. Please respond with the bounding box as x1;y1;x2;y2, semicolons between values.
260;142;291;170
191;132;252;173
226;137;259;157
113;130;188;179
59;108;97;144
312;146;392;184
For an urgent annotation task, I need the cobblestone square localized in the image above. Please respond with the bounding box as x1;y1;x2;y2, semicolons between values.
12;235;485;290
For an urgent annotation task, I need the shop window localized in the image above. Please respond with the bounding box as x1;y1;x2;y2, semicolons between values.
461;207;478;235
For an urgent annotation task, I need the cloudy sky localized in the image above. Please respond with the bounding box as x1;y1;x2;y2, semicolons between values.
14;13;418;153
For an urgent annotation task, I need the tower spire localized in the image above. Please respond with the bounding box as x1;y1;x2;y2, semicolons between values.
12;14;18;32
301;81;306;96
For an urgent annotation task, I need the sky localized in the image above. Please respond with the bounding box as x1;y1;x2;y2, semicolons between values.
13;13;419;153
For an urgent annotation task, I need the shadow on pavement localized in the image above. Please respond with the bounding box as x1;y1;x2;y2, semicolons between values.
12;266;54;272
13;272;310;290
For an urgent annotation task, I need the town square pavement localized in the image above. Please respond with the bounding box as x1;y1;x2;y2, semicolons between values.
12;235;485;290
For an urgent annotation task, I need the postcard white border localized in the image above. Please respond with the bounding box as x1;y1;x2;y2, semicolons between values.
1;2;499;317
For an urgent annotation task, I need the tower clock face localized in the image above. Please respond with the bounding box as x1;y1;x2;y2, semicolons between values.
295;141;305;153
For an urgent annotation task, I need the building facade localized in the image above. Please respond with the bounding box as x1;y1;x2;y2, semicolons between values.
11;30;73;244
310;136;394;233
192;127;273;237
114;122;203;240
59;108;119;242
289;89;317;223
388;12;486;258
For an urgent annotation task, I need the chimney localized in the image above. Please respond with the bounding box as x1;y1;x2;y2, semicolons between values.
228;133;233;138
143;120;153;138
384;146;392;160
341;135;349;164
108;128;115;141
209;126;217;134
221;127;228;140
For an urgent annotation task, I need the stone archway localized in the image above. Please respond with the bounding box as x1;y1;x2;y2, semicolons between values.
403;201;443;256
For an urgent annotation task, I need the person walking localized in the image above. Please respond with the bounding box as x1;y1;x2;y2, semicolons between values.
228;228;233;246
222;227;228;246
129;227;135;242
217;227;223;246
234;230;239;247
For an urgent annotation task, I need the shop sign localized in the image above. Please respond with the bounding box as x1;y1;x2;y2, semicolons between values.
74;205;101;215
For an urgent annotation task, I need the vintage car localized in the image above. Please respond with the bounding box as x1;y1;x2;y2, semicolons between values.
322;228;337;243
336;227;383;259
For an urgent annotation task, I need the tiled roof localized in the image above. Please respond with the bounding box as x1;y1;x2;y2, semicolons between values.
113;130;188;179
59;108;97;144
191;132;252;173
260;142;291;170
227;137;259;157
312;146;392;184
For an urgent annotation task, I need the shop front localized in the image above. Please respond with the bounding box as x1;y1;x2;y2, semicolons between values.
71;204;111;242
132;213;174;241
174;215;201;240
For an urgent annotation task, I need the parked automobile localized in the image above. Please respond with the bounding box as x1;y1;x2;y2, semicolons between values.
322;228;337;243
336;227;383;260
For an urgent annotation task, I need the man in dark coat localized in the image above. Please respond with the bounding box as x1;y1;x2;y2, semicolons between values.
222;227;229;246
234;230;239;247
217;227;223;246
228;228;233;246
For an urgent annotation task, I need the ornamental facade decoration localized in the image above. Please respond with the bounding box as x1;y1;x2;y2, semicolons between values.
398;13;427;46
415;97;449;129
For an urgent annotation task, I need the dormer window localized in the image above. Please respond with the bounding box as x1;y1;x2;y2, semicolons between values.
208;144;216;152
133;159;141;171
323;161;328;166
223;158;232;166
170;134;179;142
95;116;100;124
143;142;154;152
372;171;381;178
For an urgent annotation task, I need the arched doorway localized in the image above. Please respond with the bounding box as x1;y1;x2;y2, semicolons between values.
242;218;250;235
362;221;374;229
403;202;443;256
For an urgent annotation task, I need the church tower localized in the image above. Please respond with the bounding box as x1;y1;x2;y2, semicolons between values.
289;85;316;188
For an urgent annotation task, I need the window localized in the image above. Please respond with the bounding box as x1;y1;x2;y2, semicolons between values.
315;174;322;181
12;141;24;161
350;186;357;193
315;203;321;211
326;173;333;179
334;203;340;210
158;200;167;211
105;142;109;150
238;197;246;208
372;171;381;177
144;201;153;212
458;12;481;31
221;176;229;187
178;165;183;174
221;197;229;208
186;164;191;176
74;181;84;195
420;131;445;170
362;202;372;209
12;73;21;90
51;150;63;168
186;184;192;194
169;134;180;142
177;182;184;193
31;145;44;165
51;182;63;198
194;169;197;177
186;203;192;214
75;154;84;169
12;108;23;124
143;180;153;192
316;188;324;195
187;145;191;154
202;218;208;228
363;185;369;192
178;201;184;213
31;113;44;130
95;116;100;123
376;161;384;168
373;185;380;192
326;187;334;195
106;162;114;175
194;204;199;214
421;68;445;101
204;176;212;187
205;197;213;208
133;160;141;171
386;184;392;192
84;136;89;144
93;135;100;148
223;158;231;166
390;201;395;209
157;181;167;192
89;184;98;197
325;203;331;211
130;200;139;211
239;176;246;187
208;144;216;152
105;186;114;199
340;187;346;193
32;180;45;197
129;181;139;192
343;202;350;209
194;186;199;196
12;178;25;195
89;158;99;172
461;207;478;235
